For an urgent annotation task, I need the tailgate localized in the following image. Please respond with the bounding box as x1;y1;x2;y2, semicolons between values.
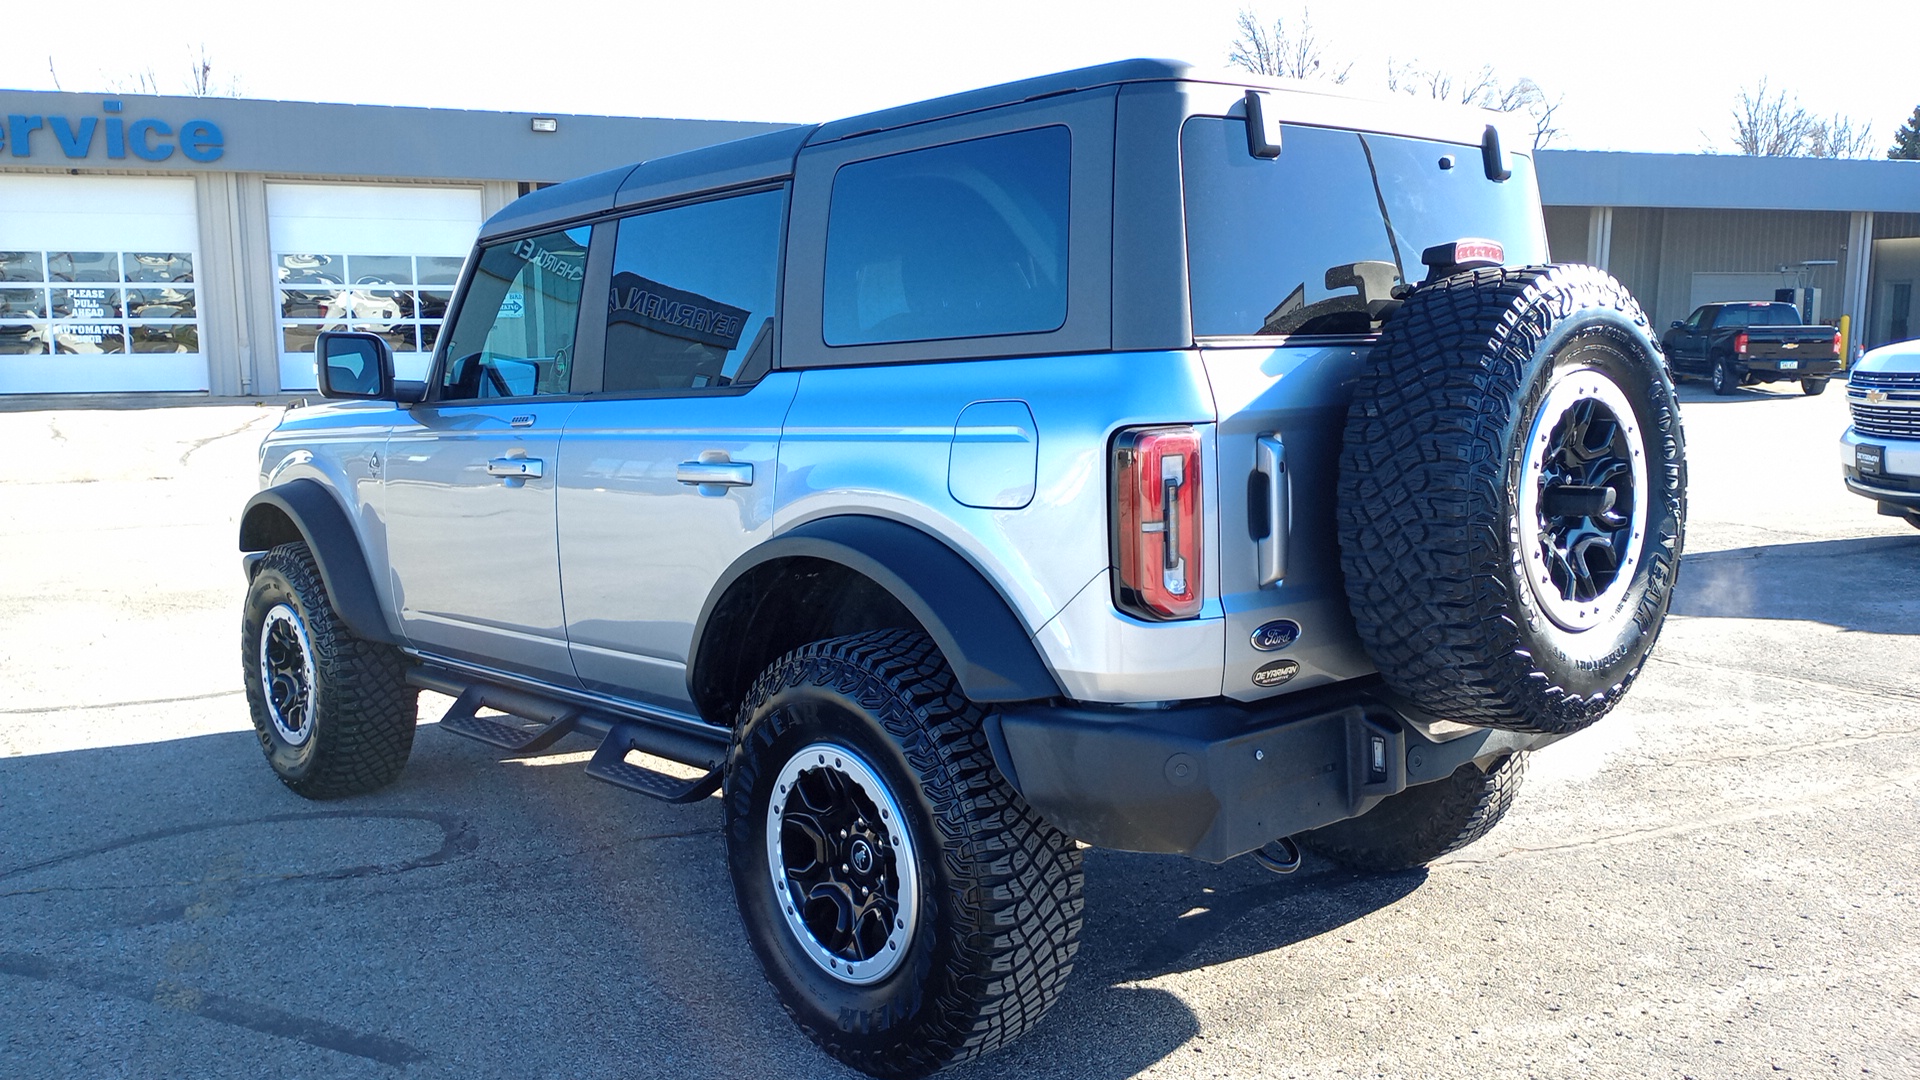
1744;327;1836;360
1203;345;1377;703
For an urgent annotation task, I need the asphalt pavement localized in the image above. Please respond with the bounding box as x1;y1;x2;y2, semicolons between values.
2;377;1916;1080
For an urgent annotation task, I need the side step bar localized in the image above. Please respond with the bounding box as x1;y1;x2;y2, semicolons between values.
407;666;727;804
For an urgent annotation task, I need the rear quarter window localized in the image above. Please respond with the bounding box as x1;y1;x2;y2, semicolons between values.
1181;118;1548;338
822;126;1070;346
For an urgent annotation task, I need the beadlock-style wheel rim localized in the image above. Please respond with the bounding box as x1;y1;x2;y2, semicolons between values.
258;603;317;747
1517;369;1650;632
765;742;919;985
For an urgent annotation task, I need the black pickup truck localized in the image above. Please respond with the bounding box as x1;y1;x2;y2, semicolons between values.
1660;301;1842;396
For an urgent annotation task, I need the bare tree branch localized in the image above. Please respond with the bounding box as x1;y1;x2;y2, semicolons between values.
1727;79;1874;157
1228;7;1350;83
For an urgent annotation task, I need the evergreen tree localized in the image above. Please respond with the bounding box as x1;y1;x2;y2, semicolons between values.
1892;105;1920;160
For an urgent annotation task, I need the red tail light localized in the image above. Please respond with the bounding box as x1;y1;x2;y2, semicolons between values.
1831;329;1842;354
1112;426;1203;620
1734;331;1749;354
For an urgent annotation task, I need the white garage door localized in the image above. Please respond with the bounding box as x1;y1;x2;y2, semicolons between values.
1689;272;1790;313
268;183;482;390
0;176;206;394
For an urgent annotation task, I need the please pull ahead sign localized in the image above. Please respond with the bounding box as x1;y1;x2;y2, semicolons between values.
3;100;224;163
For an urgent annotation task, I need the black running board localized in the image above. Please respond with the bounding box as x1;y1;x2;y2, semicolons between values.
409;664;727;804
586;724;725;803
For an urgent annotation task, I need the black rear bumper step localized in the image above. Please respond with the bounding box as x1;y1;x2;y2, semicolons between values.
408;664;728;803
990;679;1561;863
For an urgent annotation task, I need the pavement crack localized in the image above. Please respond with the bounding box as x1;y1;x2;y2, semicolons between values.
0;809;477;885
176;414;271;465
0;950;428;1065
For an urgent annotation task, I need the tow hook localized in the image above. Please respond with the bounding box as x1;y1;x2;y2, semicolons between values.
1251;836;1303;874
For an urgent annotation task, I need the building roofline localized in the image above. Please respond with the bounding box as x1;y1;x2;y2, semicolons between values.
1539;149;1920;213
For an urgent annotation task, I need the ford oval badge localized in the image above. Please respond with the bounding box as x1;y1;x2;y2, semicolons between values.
1252;659;1300;688
1250;620;1301;652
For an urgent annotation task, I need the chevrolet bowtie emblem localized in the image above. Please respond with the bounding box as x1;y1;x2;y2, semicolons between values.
1781;342;1798;349
1866;389;1889;404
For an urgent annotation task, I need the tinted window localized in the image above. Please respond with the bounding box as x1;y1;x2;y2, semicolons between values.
440;227;588;400
1752;303;1803;325
1715;306;1748;328
1182;119;1549;337
601;189;784;392
824;126;1069;346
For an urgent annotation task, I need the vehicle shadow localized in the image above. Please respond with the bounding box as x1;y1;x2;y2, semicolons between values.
950;852;1425;1080
1671;380;1827;404
1674;534;1920;634
0;725;1425;1080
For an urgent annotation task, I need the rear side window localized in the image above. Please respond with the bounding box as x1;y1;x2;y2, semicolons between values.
601;188;785;392
440;227;588;399
1182;119;1548;338
823;126;1069;346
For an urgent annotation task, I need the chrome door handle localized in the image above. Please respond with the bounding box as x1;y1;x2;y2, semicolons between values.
1255;435;1288;587
487;457;544;479
676;459;753;488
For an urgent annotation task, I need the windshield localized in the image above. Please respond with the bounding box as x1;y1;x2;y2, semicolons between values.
1182;118;1548;338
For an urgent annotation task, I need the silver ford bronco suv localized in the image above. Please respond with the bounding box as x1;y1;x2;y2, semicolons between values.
238;60;1686;1078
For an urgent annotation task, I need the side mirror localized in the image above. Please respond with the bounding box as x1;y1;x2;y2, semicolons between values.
316;331;394;400
1669;321;1684;329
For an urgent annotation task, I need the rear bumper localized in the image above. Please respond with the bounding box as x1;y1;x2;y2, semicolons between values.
1735;357;1841;378
989;680;1557;863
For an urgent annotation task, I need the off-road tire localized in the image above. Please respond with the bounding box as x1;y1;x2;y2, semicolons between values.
724;629;1083;1079
1299;753;1527;872
1711;358;1738;395
241;542;416;798
1339;264;1686;735
1801;377;1828;396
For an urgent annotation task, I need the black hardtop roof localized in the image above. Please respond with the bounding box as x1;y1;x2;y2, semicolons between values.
481;58;1286;239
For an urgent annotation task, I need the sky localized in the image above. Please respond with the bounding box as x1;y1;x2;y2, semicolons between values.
2;0;1915;156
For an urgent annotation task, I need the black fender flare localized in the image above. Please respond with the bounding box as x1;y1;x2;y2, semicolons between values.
690;515;1062;708
238;478;397;645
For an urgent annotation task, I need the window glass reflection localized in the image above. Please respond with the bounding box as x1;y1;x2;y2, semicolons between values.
126;252;193;283
0;287;47;318
416;256;464;285
348;255;413;285
276;251;459;360
48;252;120;282
602;189;785;391
1;252;44;282
126;287;194;319
283;325;321;354
129;324;198;353
51;287;124;320
0;251;204;359
824;126;1070;346
0;323;49;354
54;323;125;353
279;254;346;285
1181;119;1547;337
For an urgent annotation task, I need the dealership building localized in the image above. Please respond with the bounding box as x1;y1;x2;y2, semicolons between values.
1;87;1917;398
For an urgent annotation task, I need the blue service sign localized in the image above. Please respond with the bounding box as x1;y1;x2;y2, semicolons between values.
3;100;223;163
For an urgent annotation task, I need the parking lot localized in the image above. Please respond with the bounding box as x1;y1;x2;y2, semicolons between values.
2;378;1916;1080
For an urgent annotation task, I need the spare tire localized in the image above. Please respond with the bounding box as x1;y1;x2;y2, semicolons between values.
1338;264;1686;735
